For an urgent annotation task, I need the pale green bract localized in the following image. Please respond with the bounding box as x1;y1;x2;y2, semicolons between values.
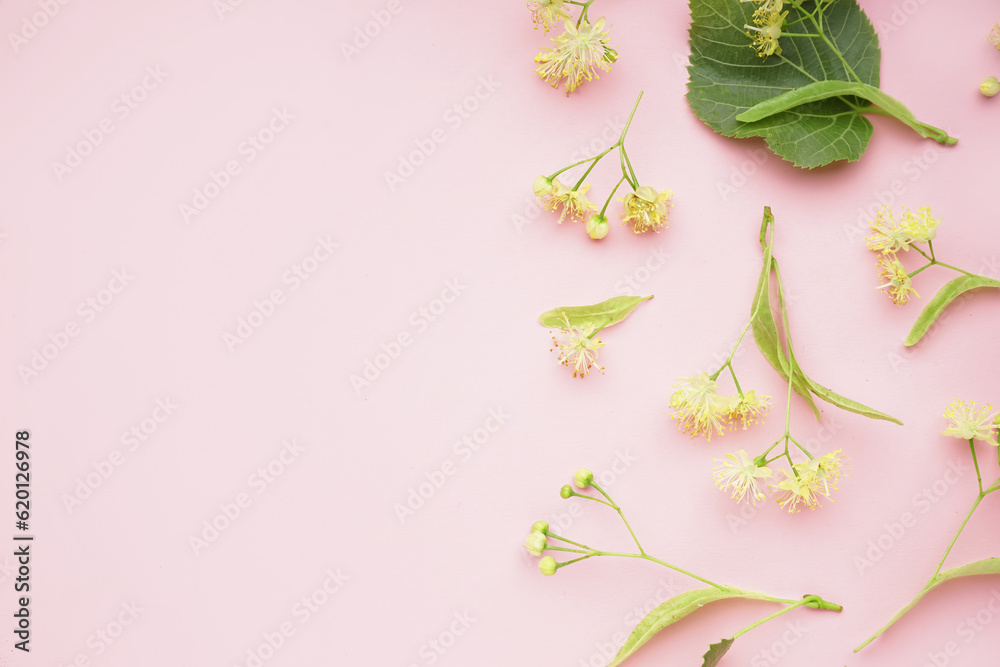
538;295;652;330
687;0;956;168
905;275;1000;346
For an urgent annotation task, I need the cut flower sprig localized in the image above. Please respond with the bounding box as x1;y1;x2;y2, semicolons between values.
856;399;1000;652
671;207;899;512
528;0;618;94
864;204;1000;345
534;92;673;240
524;469;842;666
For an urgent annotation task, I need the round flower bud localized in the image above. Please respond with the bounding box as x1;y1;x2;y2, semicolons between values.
604;47;619;64
981;76;1000;98
539;556;559;576
560;484;573;499
573;468;594;489
586;214;609;240
524;531;547;556
531;521;549;534
533;175;555;196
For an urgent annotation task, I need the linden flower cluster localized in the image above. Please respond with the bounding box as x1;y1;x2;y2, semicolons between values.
534;92;673;240
865;205;942;306
984;25;1000;97
527;1;617;94
714;449;848;511
942;399;999;446
743;0;788;59
669;373;772;441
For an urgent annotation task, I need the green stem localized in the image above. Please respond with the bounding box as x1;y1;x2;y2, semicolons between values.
970;440;984;495
600;176;627;217
591;482;644;554
931;492;984;580
573;146;617;191
546;532;594;551
549;151;610;181
732;598;811;640
597;551;727;590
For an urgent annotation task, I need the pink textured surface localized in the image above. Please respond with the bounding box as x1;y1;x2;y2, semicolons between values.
2;1;1000;665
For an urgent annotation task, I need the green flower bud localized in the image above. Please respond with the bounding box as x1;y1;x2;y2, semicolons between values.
573;468;594;489
604;47;618;64
524;531;547;556
539;556;559;576
531;521;549;534
533;175;555;196
586;214;609;240
560;484;573;499
981;76;1000;97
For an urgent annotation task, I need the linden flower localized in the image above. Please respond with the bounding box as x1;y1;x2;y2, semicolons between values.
670;372;729;441
876;254;919;307
538;179;597;223
726;390;773;429
773;472;821;513
900;206;941;243
550;318;605;378
987;23;1000;50
620;186;673;233
865;206;912;254
981;76;1000;98
795;451;847;498
745;8;787;59
714;450;772;504
942;399;999;445
535;18;615;95
527;0;570;33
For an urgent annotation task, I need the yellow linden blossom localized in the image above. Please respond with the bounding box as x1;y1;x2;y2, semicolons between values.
714;450;772;504
670;372;730;441
876;254;919;306
527;0;570;33
620;185;673;233
535;18;614;94
726;390;772;429
795;451;848;498
900;206;941;243
550;318;605;378
987;23;1000;50
942;399;999;445
744;6;787;59
865;205;912;254
773;473;818;513
538;178;597;223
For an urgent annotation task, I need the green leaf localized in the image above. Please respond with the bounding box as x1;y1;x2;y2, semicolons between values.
687;0;954;168
702;638;735;667
538;295;652;330
609;587;768;667
857;558;1000;651
800;376;903;425
904;275;1000;346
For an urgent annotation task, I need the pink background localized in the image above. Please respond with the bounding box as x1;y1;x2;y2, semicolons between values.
2;0;1000;665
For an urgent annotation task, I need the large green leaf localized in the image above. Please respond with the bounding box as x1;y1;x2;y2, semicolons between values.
688;0;879;167
609;587;770;667
856;558;1000;652
904;275;1000;346
538;295;652;330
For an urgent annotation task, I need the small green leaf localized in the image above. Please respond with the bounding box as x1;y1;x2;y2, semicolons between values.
609;587;769;667
904;275;1000;346
857;558;1000;651
538;295;652;330
800;376;903;425
702;638;735;667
